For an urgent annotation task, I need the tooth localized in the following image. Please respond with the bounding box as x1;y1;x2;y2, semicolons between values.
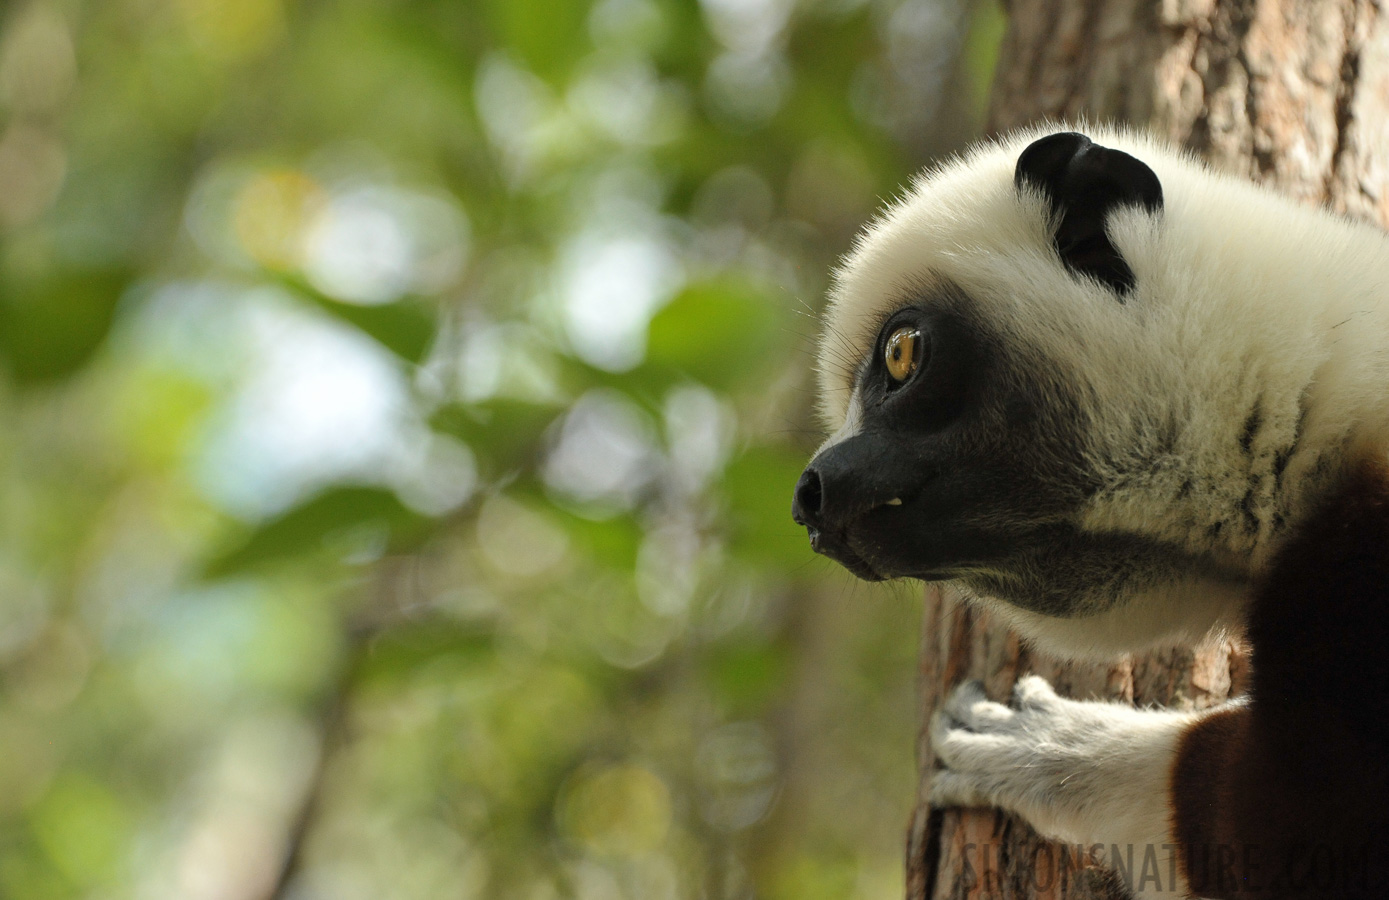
885;498;903;506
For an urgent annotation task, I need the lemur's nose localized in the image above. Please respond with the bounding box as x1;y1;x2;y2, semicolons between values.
791;467;824;528
793;436;888;532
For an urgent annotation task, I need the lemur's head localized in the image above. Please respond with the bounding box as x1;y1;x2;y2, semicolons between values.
793;128;1358;656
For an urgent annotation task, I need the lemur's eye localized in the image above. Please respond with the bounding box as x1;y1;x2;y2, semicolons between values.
884;327;922;383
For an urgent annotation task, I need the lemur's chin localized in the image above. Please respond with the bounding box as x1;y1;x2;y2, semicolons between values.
805;527;886;582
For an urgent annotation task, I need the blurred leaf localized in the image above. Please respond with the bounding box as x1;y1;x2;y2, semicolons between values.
706;641;790;714
357;622;496;688
279;275;438;363
431;399;561;477
648;0;711;72
721;446;810;566
203;487;430;578
962;0;1008;115
0;851;68;900
484;0;591;82
646;279;787;392
551;507;644;571
0;268;131;385
312;297;437;364
30;773;130;887
118;367;214;470
554;356;677;418
769;852;859;900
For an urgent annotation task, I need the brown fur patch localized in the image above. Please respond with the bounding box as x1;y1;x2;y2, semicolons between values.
1170;454;1389;897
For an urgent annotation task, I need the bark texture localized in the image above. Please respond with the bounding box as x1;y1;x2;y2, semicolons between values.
909;1;1389;897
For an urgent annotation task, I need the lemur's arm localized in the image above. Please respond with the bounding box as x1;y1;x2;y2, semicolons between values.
933;454;1389;899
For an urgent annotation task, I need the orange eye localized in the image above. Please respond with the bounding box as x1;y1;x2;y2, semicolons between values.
884;327;921;382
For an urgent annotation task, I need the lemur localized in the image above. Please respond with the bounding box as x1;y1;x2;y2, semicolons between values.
791;127;1389;898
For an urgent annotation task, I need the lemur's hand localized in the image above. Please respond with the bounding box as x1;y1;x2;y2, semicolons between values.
930;676;1202;898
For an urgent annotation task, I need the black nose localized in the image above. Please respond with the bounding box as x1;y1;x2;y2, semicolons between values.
792;467;823;527
790;459;887;582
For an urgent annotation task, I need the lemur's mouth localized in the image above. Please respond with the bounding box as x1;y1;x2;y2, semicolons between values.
806;527;886;581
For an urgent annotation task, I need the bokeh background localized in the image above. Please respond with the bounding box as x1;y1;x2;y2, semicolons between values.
0;1;1002;897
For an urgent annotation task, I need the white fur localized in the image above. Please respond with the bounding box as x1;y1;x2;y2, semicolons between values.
818;123;1389;657
932;677;1220;898
816;125;1389;890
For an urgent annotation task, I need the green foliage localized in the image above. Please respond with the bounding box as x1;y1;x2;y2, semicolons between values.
484;0;593;82
552;506;645;571
356;622;497;689
282;274;439;364
963;0;1008;115
203;487;430;577
30;774;130;887
647;279;787;391
0;0;999;897
431;399;562;478
722;446;817;566
0;268;131;384
706;640;791;715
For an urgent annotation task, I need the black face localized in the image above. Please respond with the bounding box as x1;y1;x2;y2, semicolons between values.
791;282;1098;606
790;132;1202;617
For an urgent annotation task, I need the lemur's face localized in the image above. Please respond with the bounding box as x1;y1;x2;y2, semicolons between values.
792;279;1091;587
792;132;1220;618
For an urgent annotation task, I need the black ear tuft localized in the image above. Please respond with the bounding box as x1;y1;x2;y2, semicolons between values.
1014;132;1163;296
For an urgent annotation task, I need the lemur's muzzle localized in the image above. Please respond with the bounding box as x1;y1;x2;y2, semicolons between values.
792;434;918;581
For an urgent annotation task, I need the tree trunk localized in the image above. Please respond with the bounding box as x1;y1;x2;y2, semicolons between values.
908;1;1389;897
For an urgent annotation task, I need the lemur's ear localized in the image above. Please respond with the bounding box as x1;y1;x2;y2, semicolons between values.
1015;132;1163;296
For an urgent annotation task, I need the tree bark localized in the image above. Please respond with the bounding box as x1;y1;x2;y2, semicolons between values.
908;1;1389;897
